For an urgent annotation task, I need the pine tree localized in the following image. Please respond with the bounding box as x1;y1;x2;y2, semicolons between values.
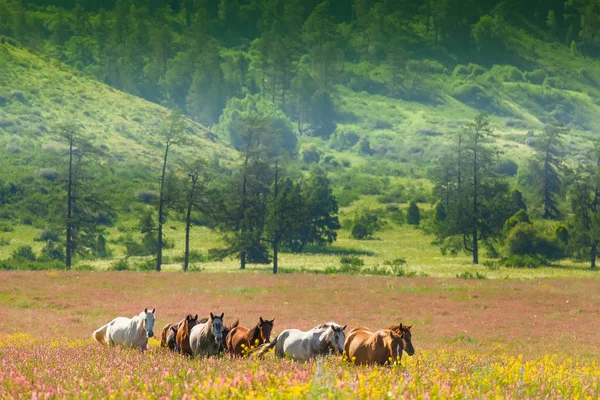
536;122;568;219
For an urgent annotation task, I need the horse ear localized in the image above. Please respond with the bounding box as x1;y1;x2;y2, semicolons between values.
406;324;412;330
342;325;347;331
194;314;198;320
271;318;275;323
210;312;214;319
399;323;403;330
260;317;264;323
152;308;155;314
220;312;224;319
144;308;148;313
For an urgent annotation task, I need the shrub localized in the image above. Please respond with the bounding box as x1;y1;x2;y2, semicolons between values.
505;222;562;259
358;138;373;155
110;258;130;271
502;254;548;268
331;130;360;151
406;59;447;75
174;250;209;264
300;144;321;164
452;65;469;77
6;144;21;153
135;190;158;204
0;237;10;246
406;201;421;226
38;168;59;181
135;259;156;271
11;90;27;103
38;230;61;242
12;246;36;261
328;255;364;274
496;159;518;176
456;271;487;279
351;212;383;240
41;241;64;261
525;69;547;85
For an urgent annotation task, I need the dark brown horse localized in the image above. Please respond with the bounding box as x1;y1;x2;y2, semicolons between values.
176;314;199;356
344;323;414;365
160;322;180;352
220;319;240;354
226;317;274;357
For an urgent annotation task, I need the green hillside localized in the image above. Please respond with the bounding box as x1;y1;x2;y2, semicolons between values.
2;0;600;275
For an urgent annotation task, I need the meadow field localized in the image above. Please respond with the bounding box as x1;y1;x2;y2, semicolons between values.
1;271;599;398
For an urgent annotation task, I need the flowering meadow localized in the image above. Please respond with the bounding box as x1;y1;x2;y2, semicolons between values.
1;334;599;399
1;271;599;398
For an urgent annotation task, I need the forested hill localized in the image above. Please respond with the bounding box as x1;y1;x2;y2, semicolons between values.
3;0;600;138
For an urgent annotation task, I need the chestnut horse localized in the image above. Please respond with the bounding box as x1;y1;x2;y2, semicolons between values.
226;317;274;357
344;323;414;365
176;314;200;356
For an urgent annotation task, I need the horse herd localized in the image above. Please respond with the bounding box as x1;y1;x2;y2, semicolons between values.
92;308;415;366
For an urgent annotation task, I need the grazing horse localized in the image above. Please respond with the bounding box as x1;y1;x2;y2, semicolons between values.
226;317;274;357
92;308;156;352
253;322;346;361
344;323;414;365
189;312;225;357
176;314;200;356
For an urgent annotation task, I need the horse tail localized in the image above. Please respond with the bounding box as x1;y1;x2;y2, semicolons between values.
93;323;109;346
251;337;277;358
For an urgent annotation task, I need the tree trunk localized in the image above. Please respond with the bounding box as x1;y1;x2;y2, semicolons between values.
156;142;170;272
273;240;278;275
273;160;279;275
542;143;552;219
240;150;250;270
66;135;73;270
472;134;479;265
591;244;597;270
184;176;197;272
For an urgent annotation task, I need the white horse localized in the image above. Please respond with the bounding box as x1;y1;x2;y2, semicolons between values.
92;308;156;352
189;312;224;357
254;322;346;361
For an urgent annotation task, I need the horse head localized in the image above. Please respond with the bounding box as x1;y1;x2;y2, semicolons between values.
209;312;224;343
395;323;415;356
321;325;346;355
143;308;156;338
186;314;199;330
258;317;275;343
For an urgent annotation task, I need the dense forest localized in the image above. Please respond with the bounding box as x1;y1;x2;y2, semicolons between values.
2;0;600;273
3;0;600;126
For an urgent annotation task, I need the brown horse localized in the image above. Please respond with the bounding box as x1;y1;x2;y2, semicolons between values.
160;322;180;351
176;314;199;356
220;319;240;354
226;317;274;357
344;324;414;365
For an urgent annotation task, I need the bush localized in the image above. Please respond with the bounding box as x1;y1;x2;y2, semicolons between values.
135;259;156;271
11;90;27;103
38;230;61;242
38;168;59;181
505;222;562;259
135;190;158;204
12;246;36;261
0;237;10;246
406;201;421;226
110;258;130;271
330;130;360;151
327;255;364;274
41;241;64;261
496;159;518;176
502;254;548;268
174;250;209;264
406;59;447;75
351;212;383;240
456;271;487;279
300;144;321;164
358;138;373;156
525;69;548;85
